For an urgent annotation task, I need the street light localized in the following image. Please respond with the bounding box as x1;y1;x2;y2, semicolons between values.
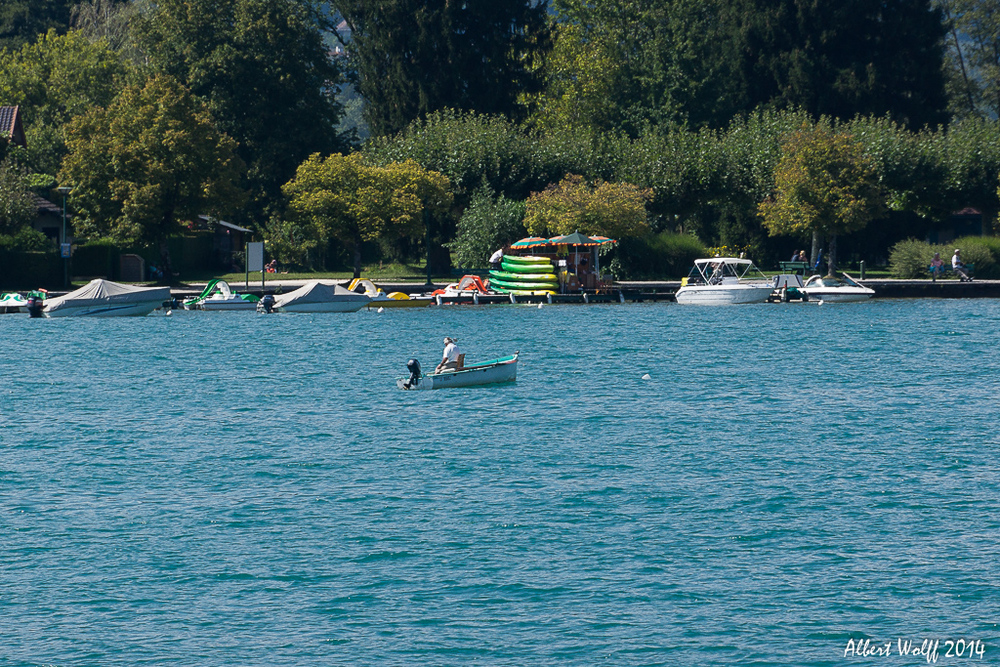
56;186;70;287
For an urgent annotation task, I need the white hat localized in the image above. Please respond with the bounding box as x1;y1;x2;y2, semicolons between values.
444;337;455;344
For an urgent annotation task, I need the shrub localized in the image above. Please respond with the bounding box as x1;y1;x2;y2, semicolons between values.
889;236;998;278
607;232;706;279
888;238;933;278
448;185;526;268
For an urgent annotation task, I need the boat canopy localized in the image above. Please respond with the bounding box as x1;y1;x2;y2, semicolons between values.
272;281;368;309
688;257;768;283
44;279;170;313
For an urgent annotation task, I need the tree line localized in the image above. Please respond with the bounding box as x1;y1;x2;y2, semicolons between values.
1;0;999;278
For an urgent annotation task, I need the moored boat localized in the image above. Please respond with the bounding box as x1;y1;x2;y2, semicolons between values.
42;279;170;317
183;279;259;310
674;257;773;305
268;281;370;313
348;278;433;308
797;273;874;302
397;352;519;390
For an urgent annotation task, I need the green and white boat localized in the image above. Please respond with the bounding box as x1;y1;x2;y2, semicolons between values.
397;352;519;390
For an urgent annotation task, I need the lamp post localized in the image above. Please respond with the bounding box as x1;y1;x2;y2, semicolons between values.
56;186;71;287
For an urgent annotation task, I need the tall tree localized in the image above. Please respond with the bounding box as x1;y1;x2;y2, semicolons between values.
281;152;452;275
759;123;885;275
0;0;74;51
938;0;1000;120
336;0;550;136
536;0;736;133
0;29;128;175
59;75;245;277
728;0;948;130
135;0;348;225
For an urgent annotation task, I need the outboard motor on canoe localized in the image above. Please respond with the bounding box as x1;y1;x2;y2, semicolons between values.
402;358;421;389
258;294;275;314
26;295;43;318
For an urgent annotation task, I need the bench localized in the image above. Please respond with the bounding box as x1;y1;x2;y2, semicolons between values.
778;261;813;275
929;263;974;281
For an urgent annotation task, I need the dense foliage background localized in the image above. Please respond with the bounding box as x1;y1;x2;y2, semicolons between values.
1;0;999;279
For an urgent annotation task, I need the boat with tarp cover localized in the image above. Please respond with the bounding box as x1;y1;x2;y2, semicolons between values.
43;279;170;317
267;281;369;313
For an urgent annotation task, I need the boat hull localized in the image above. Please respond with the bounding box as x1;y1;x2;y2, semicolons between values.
277;300;368;313
195;299;259;310
798;288;873;302
44;300;163;317
674;284;773;305
398;354;518;390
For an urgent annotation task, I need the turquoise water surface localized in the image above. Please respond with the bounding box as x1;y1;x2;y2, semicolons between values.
2;299;999;666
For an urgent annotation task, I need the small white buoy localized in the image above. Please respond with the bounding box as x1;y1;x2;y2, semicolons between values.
377;306;385;313
818;299;824;305
641;373;651;380
537;302;543;309
165;310;172;316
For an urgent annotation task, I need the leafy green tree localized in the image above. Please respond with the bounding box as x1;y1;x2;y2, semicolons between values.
336;0;549;136
449;184;526;269
939;0;1000;120
135;0;348;225
0;158;36;234
0;29;128;175
939;118;1000;232
728;0;948;130
537;0;735;133
59;75;245;278
0;0;74;51
759;123;885;275
524;174;652;238
281;153;452;276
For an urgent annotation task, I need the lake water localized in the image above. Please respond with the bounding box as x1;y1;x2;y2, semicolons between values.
2;299;999;666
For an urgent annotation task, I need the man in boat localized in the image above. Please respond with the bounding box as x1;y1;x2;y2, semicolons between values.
435;337;465;373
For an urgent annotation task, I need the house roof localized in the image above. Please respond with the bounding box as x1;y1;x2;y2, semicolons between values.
0;106;27;147
32;194;62;216
198;214;251;233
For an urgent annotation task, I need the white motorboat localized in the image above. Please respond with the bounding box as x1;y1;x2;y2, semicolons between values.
183;279;259;310
798;273;874;302
397;353;519;390
674;257;774;305
42;279;170;317
268;281;369;313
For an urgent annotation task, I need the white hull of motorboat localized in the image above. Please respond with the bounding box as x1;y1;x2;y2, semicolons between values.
798;275;874;302
798;288;873;302
277;300;368;313
44;300;163;317
191;297;258;310
675;284;773;304
397;354;518;390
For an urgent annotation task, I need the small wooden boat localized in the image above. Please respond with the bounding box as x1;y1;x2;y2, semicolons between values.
397;352;519;390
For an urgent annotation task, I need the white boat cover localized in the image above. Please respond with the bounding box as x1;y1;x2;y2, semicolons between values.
44;279;171;315
272;281;369;310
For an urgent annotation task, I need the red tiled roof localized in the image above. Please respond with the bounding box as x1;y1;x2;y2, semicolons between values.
0;106;26;147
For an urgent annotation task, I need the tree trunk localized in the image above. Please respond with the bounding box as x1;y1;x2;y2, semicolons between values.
827;235;838;276
810;231;821;272
158;240;174;284
352;237;362;279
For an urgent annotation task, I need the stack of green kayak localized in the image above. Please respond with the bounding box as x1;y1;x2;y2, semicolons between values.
489;255;558;295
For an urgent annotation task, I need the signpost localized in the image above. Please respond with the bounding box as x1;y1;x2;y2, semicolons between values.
246;241;264;292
